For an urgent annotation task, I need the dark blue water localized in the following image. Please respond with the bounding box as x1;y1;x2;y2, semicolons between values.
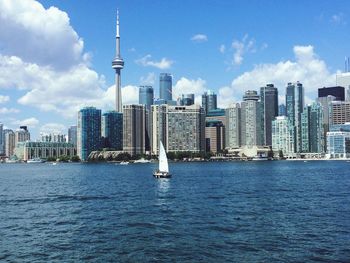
1;161;350;262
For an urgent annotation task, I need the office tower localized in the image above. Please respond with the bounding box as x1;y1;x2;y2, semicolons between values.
102;111;123;150
260;84;278;146
286;82;304;153
279;104;287;116
123;105;146;156
112;10;124;112
167;105;205;152
151;104;168;155
159;73;172;102
317;95;336;152
336;72;350;101
68;126;77;146
178;94;195;106
139;85;154;151
77;107;102;161
241;90;263;147
205;120;225;153
15;126;30;146
0;123;3;155
202;90;217;114
326;123;350;159
301;103;324;153
272;116;295;157
5;130;15;157
318;86;345;101
225;103;241;148
329;101;350;125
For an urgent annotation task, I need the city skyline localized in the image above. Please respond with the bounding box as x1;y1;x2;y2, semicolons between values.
0;0;350;138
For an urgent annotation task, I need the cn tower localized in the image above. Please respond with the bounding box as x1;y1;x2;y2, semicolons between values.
112;9;124;113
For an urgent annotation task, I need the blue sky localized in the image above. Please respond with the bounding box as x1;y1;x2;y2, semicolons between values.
0;0;349;138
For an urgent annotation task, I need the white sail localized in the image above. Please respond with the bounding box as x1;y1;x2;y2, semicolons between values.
159;141;169;173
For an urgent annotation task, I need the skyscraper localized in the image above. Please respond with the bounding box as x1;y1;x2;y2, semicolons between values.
123;105;146;156
77;107;101;161
151;104;168;155
202;90;217;114
178;94;195;106
241;90;263;147
102;111;123;150
0;123;3;155
68;125;77;146
260;84;278;146
205;120;225;153
279;104;287;116
139;86;154;112
286;82;304;153
329;101;350;125
15;126;30;146
4;130;15;157
225;103;241;148
272;116;295;157
318;86;345;101
336;72;350;101
317;95;336;152
112;10;124;113
159;73;172;102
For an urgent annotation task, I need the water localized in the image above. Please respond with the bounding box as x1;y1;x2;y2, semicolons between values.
1;161;350;262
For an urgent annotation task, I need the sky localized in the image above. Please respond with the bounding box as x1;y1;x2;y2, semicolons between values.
0;0;350;139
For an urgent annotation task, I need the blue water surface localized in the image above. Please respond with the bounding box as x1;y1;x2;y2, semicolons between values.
0;161;350;262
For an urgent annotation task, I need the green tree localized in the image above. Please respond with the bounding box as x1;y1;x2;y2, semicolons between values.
70;155;80;162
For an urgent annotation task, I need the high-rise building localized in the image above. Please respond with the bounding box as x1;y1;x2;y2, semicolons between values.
241;90;263;147
336;72;350;101
317;95;336;152
260;84;278;146
15;126;30;146
102;111;123;150
123;105;146;156
41;133;66;143
112;10;124;113
68;126;77;146
301;103;324;153
205;120;225;153
272;116;295;157
178;94;195;106
77;107;102;161
159;73;172;102
202;90;217;114
0;123;3;155
318;86;345;101
139;86;154;112
326;123;350;159
225;103;241;148
278;104;287;116
329;101;350;125
150;104;168;155
4;130;15;157
167;105;205;153
286;82;304;153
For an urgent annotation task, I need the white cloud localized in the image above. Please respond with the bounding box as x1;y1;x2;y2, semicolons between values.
0;107;19;114
219;45;336;105
173;77;207;104
135;54;173;69
0;95;10;103
40;123;66;134
0;0;86;70
140;72;156;85
231;35;256;65
122;85;139;105
217;86;239;108
331;13;346;25
12;117;39;128
191;34;208;43
219;44;226;54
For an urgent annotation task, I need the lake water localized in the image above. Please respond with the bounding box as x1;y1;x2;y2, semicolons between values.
0;161;350;262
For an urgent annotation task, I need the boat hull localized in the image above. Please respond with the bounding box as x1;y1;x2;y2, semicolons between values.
153;171;171;179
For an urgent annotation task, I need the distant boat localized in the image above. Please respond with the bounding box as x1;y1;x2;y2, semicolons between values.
52;162;57;166
153;141;171;178
27;158;45;163
120;161;129;165
134;158;151;163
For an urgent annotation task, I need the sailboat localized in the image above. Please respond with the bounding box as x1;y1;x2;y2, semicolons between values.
153;141;171;178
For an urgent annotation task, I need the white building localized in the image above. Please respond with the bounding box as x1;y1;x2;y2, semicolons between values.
272;116;295;157
326;123;350;159
225;103;241;148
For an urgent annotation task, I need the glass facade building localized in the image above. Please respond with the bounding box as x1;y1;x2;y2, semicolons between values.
77;107;101;161
318;86;345;101
159;73;172;102
68;126;77;146
139;86;154;112
260;84;278;146
102;111;123;150
202;90;217;114
326;124;350;158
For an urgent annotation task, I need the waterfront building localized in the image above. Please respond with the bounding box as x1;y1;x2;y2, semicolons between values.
318;86;345;101
279;104;287;116
336;72;350;101
150;104;167;155
14;141;76;161
326;123;350;159
0;123;3;155
77;107;102;161
178;94;195;106
205;120;225;153
286;82;304;153
15;126;30;146
68;126;77;146
123;104;145;156
301;103;324;153
159;73;172;102
102;111;123;150
241;90;263;147
167;105;205;153
272;116;295;157
225;103;241;148
317;95;336;152
260;84;278;146
202;90;217;114
329;101;350;125
4;130;15;157
112;10;124;113
205;108;226;150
